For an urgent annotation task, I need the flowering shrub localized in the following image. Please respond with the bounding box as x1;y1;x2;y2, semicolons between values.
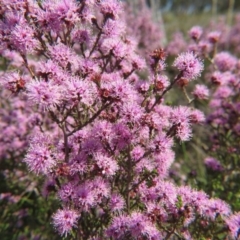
0;0;239;239
166;15;240;239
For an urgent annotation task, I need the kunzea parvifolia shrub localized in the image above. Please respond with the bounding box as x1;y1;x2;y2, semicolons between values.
0;0;239;239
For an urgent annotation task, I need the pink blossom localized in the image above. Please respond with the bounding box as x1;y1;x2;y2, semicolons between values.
109;193;125;212
214;86;233;99
72;29;91;46
203;199;231;220
102;18;125;37
26;80;63;110
91;177;110;203
214;52;237;72
137;80;150;93
128;212;159;238
189;26;203;40
234;123;240;135
37;60;69;84
226;212;240;238
105;214;129;238
131;146;145;161
190;109;205;124
24;144;56;175
211;71;225;85
10;23;39;53
192;84;209;100
170;106;192;141
64;77;98;106
207;31;221;43
52;209;79;236
99;0;122;20
101;38;128;60
173;52;203;80
75;183;95;211
94;153;119;176
155;149;175;177
1;71;26;93
58;182;75;202
130;53;146;70
198;40;213;55
204;157;224;171
1;0;236;238
154;75;170;91
49;43;75;69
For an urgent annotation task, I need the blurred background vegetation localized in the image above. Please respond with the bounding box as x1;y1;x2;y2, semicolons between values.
126;0;237;40
149;0;238;13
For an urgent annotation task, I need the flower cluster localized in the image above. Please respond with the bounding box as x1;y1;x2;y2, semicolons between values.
0;0;239;239
166;15;240;231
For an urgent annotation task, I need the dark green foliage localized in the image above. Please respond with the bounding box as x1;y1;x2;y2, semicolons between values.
0;159;59;240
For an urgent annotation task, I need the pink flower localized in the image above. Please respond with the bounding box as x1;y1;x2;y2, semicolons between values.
214;52;237;72
190;109;205;124
234;123;240;135
64;77;98;106
10;23;39;53
192;84;209;100
37;60;67;84
189;26;203;40
202;199;231;220
198;40;213;55
211;71;225;85
128;212;161;239
136;80;150;93
52;209;79;236
204;157;224;171
102;18;125;37
1;71;26;93
214;86;233;99
226;212;240;238
24;144;56;175
131;146;144;161
101;38;128;60
112;122;131;150
207;31;221;43
58;182;75;202
130;53;146;70
109;193;125;212
99;0;122;20
90;177;110;203
54;0;79;26
72;29;91;46
26;80;63;110
154;75;170;91
155;149;175;177
75;182;95;211
35;0;79;32
170;106;192;141
173;52;203;80
49;43;75;69
105;215;129;238
153;133;173;153
94;153;119;176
